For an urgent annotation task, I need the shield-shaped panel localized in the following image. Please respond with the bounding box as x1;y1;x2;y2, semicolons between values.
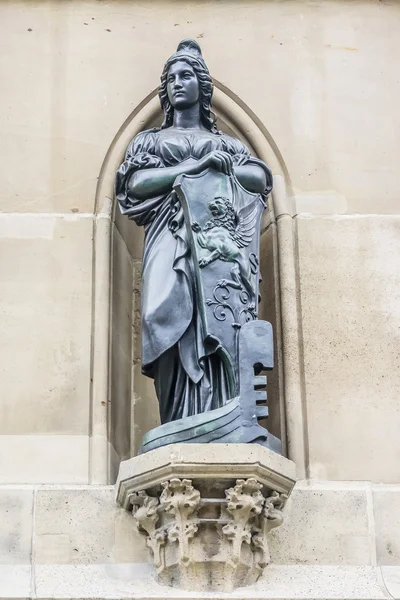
174;170;265;382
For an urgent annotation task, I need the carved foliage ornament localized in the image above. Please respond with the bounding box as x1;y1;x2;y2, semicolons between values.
129;478;288;590
160;478;200;566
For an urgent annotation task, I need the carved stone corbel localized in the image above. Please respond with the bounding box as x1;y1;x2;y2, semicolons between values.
129;478;290;591
116;443;296;592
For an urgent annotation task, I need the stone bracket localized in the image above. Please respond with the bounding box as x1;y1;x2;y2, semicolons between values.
116;443;296;592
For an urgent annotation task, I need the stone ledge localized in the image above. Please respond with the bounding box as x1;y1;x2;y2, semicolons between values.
116;443;296;509
115;444;296;592
3;564;389;599
0;565;31;599
1;482;399;571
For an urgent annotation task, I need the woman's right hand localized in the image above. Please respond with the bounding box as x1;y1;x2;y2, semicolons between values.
198;150;233;175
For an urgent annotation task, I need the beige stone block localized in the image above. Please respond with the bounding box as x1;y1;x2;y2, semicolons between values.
269;485;372;565
295;192;348;215
0;489;33;564
33;564;387;599
297;216;400;482
34;486;147;565
34;564;152;600
373;487;400;566
117;442;296;508
1;1;400;215
0;565;31;598
0;215;92;437
257;566;387;599
0;435;89;484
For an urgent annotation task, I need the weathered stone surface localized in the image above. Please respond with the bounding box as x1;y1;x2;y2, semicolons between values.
129;477;289;592
116;443;296;509
297;216;400;482
0;565;31;599
0;6;399;599
0;435;89;484
269;484;372;565
0;489;33;564
1;1;400;215
373;487;400;566
33;564;388;599
0;214;92;483
116;444;295;591
0;481;398;598
0;1;399;487
34;487;147;565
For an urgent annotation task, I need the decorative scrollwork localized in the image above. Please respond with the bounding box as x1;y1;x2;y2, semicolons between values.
249;252;259;275
238;305;257;323
239;289;250;304
206;279;257;327
214;283;232;301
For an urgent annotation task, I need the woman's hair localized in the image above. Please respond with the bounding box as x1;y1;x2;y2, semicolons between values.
158;39;220;134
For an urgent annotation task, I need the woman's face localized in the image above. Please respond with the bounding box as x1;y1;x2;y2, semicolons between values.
167;60;200;109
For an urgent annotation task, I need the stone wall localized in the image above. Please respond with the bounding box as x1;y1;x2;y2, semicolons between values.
0;0;399;597
2;0;399;484
2;482;399;597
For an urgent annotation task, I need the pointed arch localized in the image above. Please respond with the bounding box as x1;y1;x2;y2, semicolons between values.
89;83;307;483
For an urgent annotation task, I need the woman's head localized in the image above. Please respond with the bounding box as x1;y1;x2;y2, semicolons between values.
159;40;218;133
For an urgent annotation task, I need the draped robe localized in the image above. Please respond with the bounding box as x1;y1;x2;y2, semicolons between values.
116;128;272;423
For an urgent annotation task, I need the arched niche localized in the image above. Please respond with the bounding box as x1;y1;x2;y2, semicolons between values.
91;82;306;484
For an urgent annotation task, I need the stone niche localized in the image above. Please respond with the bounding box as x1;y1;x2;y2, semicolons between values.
116;443;295;592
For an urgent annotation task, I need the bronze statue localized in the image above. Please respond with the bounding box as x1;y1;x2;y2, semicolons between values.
116;40;278;452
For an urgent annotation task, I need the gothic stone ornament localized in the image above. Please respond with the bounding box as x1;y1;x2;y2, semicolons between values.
222;478;264;572
160;478;200;567
129;477;289;592
130;490;165;569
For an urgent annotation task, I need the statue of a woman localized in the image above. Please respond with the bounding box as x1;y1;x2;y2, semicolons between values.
116;40;272;427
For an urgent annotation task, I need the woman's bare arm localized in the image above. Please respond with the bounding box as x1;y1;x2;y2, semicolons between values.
128;151;267;200
128;159;203;200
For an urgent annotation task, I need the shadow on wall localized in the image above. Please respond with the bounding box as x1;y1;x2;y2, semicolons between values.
94;83;293;483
